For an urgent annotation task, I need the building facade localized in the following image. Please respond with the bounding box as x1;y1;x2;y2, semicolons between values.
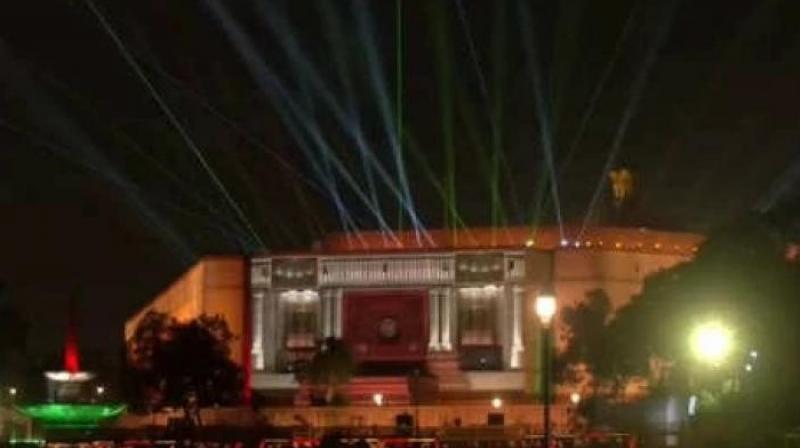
247;226;703;405
125;226;703;410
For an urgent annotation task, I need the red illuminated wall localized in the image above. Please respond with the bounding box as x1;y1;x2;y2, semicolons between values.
343;290;428;362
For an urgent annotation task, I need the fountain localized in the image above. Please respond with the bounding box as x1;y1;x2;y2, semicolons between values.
17;300;125;429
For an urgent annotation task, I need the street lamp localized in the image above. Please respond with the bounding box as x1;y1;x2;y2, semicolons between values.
535;291;557;448
8;387;17;398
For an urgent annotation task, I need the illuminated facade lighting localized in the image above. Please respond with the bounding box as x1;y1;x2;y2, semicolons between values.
44;372;93;383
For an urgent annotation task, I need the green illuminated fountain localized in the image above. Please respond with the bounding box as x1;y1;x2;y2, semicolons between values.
17;300;125;429
18;404;125;429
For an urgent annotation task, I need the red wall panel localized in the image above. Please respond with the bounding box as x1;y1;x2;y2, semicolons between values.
343;290;428;362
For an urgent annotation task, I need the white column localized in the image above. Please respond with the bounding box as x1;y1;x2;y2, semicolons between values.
251;291;265;370
496;286;510;369
333;288;343;338
441;288;453;351
263;291;279;371
274;291;286;370
428;289;441;351
320;290;332;338
510;286;525;369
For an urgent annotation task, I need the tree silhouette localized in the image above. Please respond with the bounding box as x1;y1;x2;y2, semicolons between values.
301;337;355;405
0;284;29;387
565;216;800;442
126;311;242;409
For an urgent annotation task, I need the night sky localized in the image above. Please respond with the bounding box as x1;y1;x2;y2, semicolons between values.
1;0;799;359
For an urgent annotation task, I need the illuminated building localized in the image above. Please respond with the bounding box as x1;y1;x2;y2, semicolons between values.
127;225;703;415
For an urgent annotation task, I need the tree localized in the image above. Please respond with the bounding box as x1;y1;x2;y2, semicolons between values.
561;216;800;443
558;287;653;430
126;311;243;410
301;337;355;405
0;284;29;387
621;217;800;379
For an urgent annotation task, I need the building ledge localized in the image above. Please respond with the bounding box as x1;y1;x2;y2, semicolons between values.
252;372;299;390
465;371;525;391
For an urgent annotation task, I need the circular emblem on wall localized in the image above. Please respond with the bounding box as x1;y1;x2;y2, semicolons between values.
377;317;400;341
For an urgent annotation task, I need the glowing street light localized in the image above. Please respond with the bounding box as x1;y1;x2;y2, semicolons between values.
491;397;503;409
8;387;17;397
96;386;105;396
535;293;557;328
690;322;733;365
570;392;581;406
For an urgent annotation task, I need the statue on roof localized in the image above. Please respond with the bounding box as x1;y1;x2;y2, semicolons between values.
609;168;634;209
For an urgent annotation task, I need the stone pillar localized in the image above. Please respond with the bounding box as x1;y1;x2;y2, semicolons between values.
496;286;511;369
274;291;286;370
510;286;526;369
263;290;280;372
333;288;343;338
428;289;441;351
320;290;332;338
441;288;454;351
251;290;265;371
320;289;341;338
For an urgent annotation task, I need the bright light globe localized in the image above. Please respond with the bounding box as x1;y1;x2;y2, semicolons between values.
691;322;733;365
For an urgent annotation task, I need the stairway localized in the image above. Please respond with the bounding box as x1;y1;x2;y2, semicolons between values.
294;376;411;406
426;351;469;392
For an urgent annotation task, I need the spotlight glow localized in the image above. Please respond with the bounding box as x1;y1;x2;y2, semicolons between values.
690;322;733;365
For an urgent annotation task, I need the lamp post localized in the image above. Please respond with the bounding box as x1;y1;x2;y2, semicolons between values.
535;292;557;448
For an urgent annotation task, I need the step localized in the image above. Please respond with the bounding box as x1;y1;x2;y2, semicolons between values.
294;376;411;406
